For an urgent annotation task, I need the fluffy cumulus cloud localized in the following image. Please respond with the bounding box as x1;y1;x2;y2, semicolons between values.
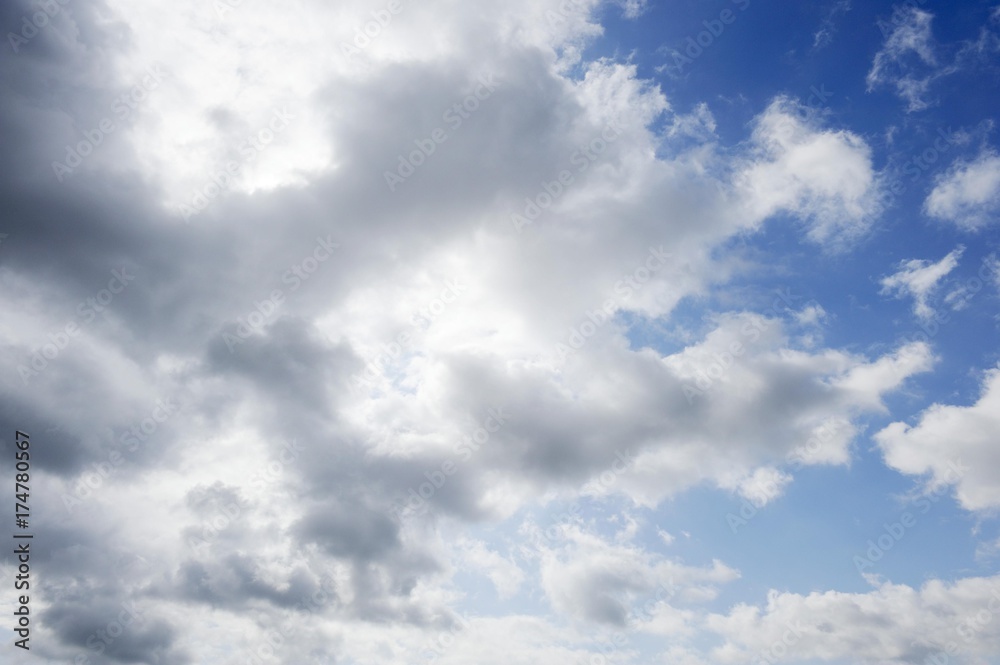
876;368;1000;511
925;151;1000;229
1;0;1000;663
736;97;882;246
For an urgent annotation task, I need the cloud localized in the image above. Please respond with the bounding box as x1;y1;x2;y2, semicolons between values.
0;0;991;662
867;7;950;112
925;151;1000;229
736;96;881;246
875;367;1000;511
707;576;1000;664
615;0;650;19
730;466;793;507
879;246;965;320
538;523;738;626
812;0;852;50
456;538;525;599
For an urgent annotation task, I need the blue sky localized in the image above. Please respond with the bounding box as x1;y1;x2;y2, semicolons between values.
2;0;1000;664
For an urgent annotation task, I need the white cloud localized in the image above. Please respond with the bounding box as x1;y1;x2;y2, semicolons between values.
867;7;946;112
538;523;738;626
707;576;1000;664
457;538;525;599
876;367;1000;511
925;151;1000;229
880;246;965;320
794;302;828;326
1;0;992;662
616;0;650;19
736;97;881;246
730;466;793;507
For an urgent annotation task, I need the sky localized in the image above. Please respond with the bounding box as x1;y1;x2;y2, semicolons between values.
1;0;1000;663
